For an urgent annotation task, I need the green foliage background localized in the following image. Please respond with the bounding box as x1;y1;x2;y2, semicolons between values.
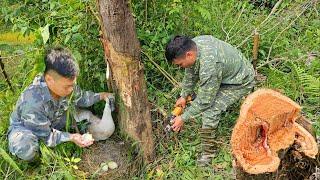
0;0;319;179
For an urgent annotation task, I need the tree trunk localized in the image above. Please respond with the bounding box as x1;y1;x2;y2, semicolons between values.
97;0;154;162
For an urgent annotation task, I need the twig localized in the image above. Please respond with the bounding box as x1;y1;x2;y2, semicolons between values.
0;52;25;60
260;7;296;36
237;0;284;48
260;0;284;27
228;19;253;41
89;1;102;27
4;164;10;180
0;47;39;60
226;6;245;41
260;20;283;35
266;2;312;61
257;57;284;69
145;0;148;23
221;18;229;41
220;8;234;41
258;52;319;69
0;56;14;92
141;51;180;87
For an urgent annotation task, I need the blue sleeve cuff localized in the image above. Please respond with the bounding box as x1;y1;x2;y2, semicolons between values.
60;132;71;142
93;93;101;103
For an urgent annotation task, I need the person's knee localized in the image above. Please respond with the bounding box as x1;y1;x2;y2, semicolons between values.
202;111;220;129
8;130;39;161
202;121;219;129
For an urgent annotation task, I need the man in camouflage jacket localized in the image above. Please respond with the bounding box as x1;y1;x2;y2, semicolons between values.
8;47;112;161
165;35;255;165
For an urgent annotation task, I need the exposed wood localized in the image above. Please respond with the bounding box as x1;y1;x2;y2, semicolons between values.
97;0;154;162
252;30;259;70
231;89;319;179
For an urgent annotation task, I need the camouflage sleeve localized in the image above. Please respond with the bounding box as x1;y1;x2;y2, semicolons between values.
181;62;223;122
180;67;199;98
21;104;71;147
73;85;101;107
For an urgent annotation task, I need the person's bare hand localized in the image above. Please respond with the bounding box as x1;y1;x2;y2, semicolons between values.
100;92;114;101
175;97;187;108
171;116;184;132
70;133;93;147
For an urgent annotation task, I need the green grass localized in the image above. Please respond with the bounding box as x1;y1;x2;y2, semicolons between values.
0;0;319;179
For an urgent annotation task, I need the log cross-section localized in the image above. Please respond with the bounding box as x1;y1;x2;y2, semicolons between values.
231;88;318;175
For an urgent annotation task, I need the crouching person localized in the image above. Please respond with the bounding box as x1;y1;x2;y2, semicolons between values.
7;47;113;161
165;35;255;166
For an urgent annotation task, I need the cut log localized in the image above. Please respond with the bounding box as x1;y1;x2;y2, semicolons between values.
231;88;318;178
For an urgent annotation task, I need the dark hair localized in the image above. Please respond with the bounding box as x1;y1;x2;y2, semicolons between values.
165;35;196;62
44;47;79;79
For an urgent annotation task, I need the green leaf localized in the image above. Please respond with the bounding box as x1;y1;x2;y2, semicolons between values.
73;158;81;163
64;157;71;162
40;24;50;45
64;34;71;44
71;24;81;33
0;147;23;175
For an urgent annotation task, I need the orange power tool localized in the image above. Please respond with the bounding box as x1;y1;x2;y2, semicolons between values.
164;94;195;132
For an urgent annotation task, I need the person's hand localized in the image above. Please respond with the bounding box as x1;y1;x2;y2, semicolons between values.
100;92;114;101
171;116;184;132
175;97;187;108
70;133;93;147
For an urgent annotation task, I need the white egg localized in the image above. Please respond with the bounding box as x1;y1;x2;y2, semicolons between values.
107;161;118;169
82;133;93;142
101;164;109;172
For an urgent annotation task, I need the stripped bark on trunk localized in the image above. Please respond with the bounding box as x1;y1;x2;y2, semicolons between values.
97;0;154;162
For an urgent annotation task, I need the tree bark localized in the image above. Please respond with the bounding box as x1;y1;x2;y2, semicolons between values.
97;0;154;162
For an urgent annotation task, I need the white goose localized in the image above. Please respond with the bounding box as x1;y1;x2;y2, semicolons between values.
75;97;115;141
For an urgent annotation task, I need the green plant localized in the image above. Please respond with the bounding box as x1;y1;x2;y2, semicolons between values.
0;0;319;178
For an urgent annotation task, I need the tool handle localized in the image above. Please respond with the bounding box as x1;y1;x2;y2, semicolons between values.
171;94;195;116
172;107;183;116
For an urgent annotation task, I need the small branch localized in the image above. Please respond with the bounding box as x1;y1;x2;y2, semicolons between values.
142;51;180;87
89;2;102;26
0;52;25;60
260;0;284;26
257;57;284;69
0;56;14;92
266;2;311;61
221;18;229;41
0;48;39;60
228;19;252;41
226;6;245;41
237;0;284;48
4;164;11;180
145;0;148;23
220;8;234;41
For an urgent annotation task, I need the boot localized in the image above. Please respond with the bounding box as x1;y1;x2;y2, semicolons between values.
197;128;217;166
